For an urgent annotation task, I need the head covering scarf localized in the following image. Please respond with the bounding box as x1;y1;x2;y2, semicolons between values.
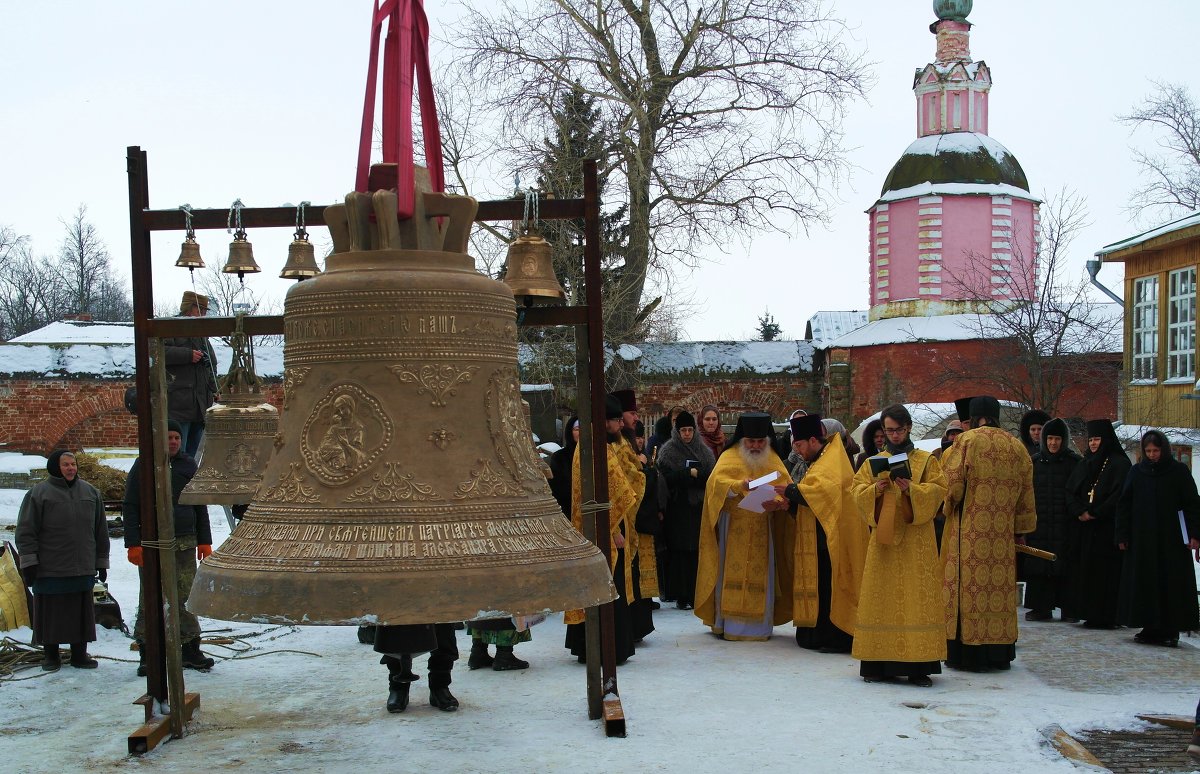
860;418;883;457
698;404;726;458
1020;409;1051;448
657;421;716;506
1139;429;1173;472
46;449;77;487
1038;417;1071;460
561;415;580;457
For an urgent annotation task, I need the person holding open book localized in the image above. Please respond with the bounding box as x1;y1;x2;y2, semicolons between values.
849;404;948;686
1115;429;1200;647
776;414;867;654
694;413;794;641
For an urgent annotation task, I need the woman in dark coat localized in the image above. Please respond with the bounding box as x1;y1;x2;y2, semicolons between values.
14;450;109;671
656;411;715;609
1025;418;1082;621
1066;418;1131;629
1116;430;1200;647
548;416;579;517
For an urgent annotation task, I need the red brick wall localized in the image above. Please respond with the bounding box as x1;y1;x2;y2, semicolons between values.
837;340;1121;427
0;378;284;454
636;375;819;420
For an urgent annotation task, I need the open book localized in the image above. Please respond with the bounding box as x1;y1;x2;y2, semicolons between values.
868;453;912;481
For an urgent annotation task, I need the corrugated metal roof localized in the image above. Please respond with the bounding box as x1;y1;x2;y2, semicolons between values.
806;311;869;347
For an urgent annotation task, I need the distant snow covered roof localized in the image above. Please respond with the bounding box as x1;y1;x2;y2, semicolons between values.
636;340;813;376
822;313;986;348
9;320;134;344
821;305;1123;353
1096;210;1200;257
806;311;869;347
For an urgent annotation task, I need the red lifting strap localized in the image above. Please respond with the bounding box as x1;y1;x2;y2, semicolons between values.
356;0;445;217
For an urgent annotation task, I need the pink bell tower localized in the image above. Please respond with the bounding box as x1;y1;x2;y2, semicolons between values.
867;0;1040;321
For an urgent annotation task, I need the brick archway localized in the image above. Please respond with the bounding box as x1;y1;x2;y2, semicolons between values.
680;386;792;420
38;385;129;454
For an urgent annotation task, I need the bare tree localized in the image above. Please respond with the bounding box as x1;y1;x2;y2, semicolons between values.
920;189;1121;417
1120;81;1200;223
194;259;283;345
0;238;65;340
54;205;132;321
454;0;870;339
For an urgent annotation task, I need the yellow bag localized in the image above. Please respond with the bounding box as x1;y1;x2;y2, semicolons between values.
0;541;32;631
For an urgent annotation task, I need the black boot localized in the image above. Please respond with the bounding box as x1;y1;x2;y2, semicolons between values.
429;685;459;711
385;655;417;713
41;644;61;672
136;642;146;677
69;643;98;669
181;639;215;671
467;639;493;670
492;645;529;671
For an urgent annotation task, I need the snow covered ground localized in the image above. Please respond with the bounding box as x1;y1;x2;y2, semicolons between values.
1;478;1197;773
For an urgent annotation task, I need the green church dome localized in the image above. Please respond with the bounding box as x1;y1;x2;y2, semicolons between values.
934;0;972;21
880;132;1028;196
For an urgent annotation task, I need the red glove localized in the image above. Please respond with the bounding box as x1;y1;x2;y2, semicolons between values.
127;546;144;566
197;544;213;561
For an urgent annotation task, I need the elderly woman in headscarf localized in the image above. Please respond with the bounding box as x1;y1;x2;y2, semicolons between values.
821;418;860;466
1065;418;1131;629
656;411;716;610
15;450;109;671
698;405;726;460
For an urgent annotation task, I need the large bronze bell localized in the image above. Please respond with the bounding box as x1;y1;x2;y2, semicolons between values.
279;234;320;280
189;171;616;625
222;231;260;278
502;230;566;305
180;317;278;505
176;236;205;271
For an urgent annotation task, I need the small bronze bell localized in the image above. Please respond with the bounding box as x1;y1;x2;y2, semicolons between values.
222;231;260;279
176;236;205;272
180;316;278;505
502;230;566;305
279;234;320;280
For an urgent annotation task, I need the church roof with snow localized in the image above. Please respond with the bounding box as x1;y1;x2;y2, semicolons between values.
879;131;1030;199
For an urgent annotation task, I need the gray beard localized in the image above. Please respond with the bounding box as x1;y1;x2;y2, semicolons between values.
737;443;771;477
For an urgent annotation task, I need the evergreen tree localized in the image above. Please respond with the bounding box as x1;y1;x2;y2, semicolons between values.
756;309;782;341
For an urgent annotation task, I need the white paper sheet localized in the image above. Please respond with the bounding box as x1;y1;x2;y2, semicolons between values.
747;470;779;489
739;483;780;513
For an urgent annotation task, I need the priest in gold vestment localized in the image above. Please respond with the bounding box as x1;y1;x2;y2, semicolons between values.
778;414;868;653
850;404;948;686
694;413;794;641
940;396;1036;672
564;395;643;664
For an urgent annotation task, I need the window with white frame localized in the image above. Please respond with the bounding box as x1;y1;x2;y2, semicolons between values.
1168;267;1196;379
1132;275;1159;381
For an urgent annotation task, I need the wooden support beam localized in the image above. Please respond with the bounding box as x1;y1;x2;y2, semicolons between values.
128;692;201;755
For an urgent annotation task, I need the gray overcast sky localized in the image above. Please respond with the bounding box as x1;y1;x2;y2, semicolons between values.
3;1;1196;339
